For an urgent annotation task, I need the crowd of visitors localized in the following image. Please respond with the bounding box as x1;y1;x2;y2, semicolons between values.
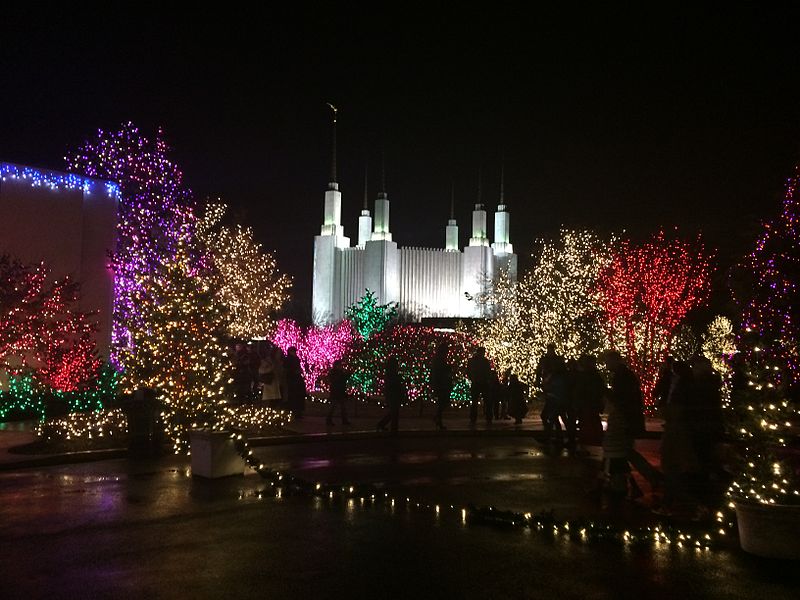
235;337;725;517
232;341;306;421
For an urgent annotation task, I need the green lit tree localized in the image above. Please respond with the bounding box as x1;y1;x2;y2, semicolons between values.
345;289;398;340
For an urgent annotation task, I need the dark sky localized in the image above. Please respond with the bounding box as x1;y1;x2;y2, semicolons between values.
2;4;799;319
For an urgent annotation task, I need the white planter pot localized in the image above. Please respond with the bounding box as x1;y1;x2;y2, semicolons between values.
735;500;800;559
190;429;245;479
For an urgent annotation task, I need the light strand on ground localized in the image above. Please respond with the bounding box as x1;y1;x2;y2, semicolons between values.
229;430;719;550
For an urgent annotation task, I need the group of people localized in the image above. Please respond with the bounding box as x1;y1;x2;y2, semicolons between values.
233;342;307;420
651;355;724;516
238;340;726;518
535;343;607;452
465;347;529;426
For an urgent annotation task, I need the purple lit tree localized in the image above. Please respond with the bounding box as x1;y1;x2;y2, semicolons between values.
727;161;800;505
66;123;196;374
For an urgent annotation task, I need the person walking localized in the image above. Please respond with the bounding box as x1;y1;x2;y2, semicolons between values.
430;342;452;430
258;344;282;407
601;350;661;499
573;354;605;453
507;373;528;424
467;347;493;425
657;360;700;515
326;360;351;426
284;346;306;420
377;356;405;433
536;343;567;447
689;356;724;516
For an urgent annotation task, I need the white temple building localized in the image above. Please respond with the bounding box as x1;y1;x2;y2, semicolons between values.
312;115;517;325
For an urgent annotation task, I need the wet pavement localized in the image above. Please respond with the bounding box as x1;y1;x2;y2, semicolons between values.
1;436;799;599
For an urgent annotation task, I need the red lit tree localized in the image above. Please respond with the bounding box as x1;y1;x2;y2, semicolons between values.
0;254;100;392
593;232;713;408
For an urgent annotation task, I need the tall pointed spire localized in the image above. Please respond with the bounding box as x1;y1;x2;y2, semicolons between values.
363;160;369;210
378;148;387;199
358;158;373;247
326;102;338;188
476;166;483;208
450;181;455;220
499;154;505;207
446;180;459;251
372;148;391;240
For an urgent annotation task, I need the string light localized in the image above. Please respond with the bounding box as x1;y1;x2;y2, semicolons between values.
473;229;612;384
198;202;291;339
344;290;398;340
594;231;713;409
0;162;120;198
228;429;718;549
344;325;477;404
701;316;736;375
723;161;800;509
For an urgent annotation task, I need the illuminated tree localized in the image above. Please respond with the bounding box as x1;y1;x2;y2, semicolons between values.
198;202;291;339
125;241;232;452
701;316;736;374
670;323;700;361
271;319;356;392
0;255;99;392
67;124;269;451
475;229;611;384
345;289;398;340
594;232;713;408
345;326;477;404
726;162;800;505
66;122;195;370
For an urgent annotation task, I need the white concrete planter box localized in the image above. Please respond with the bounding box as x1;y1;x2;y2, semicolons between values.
190;430;245;479
735;500;800;559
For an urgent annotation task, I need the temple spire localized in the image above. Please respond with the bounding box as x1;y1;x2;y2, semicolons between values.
326;102;338;188
450;181;455;219
378;149;387;199
499;154;505;207
476;166;483;207
363;160;369;210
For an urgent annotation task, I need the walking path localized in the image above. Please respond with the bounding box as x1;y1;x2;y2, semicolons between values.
0;401;664;469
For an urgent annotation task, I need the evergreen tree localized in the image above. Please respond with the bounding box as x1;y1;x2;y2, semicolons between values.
728;163;800;505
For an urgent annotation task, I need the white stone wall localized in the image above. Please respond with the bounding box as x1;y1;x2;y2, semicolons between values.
399;247;462;320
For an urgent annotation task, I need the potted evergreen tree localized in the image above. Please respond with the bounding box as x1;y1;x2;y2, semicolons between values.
728;161;800;559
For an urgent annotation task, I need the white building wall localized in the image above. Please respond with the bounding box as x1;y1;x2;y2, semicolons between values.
312;234;340;325
462;245;495;317
364;239;400;306
398;247;464;320
339;247;365;314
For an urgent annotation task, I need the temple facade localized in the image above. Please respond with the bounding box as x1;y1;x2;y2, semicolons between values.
312;139;517;325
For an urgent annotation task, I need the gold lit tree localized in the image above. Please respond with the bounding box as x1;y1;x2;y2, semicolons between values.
475;229;612;384
125;240;233;453
198;203;291;339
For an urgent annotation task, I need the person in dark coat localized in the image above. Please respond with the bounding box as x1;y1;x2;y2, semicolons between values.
689;356;724;510
377;356;405;433
573;354;606;451
535;343;565;389
657;360;700;515
467;347;493;425
507;373;529;424
601;350;661;498
326;360;351;426
430;343;452;430
284;346;306;420
541;362;569;447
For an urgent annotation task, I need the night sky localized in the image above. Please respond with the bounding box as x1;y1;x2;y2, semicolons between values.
2;5;800;319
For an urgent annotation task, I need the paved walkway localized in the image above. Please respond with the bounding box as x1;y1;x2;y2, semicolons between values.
0;401;664;468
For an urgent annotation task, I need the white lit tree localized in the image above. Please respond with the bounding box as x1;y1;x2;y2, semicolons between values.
198;202;291;339
475;229;612;384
